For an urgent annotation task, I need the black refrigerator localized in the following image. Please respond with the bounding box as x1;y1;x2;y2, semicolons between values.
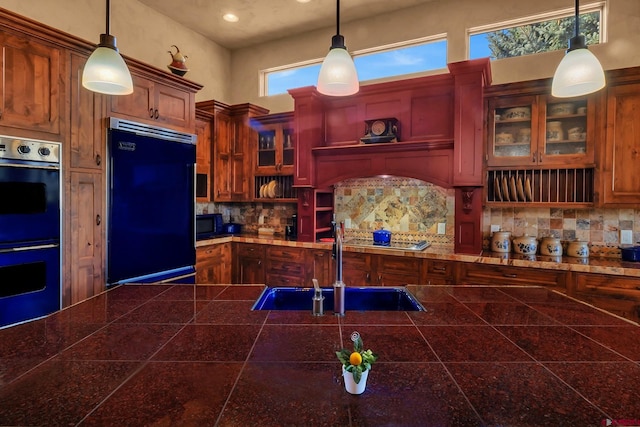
106;118;196;286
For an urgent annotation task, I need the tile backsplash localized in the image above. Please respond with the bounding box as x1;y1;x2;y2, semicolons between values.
198;178;639;257
334;177;455;246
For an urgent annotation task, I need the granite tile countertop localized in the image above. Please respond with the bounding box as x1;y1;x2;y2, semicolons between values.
1;283;640;426
197;234;640;278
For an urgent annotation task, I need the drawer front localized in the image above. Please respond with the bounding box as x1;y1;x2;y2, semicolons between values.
268;259;305;276
426;259;454;278
196;245;221;261
377;256;422;274
266;273;306;287
575;274;640;298
267;246;305;262
458;264;565;287
237;243;266;258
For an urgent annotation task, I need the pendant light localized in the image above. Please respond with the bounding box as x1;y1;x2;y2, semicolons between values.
82;0;133;95
317;0;359;96
551;0;605;98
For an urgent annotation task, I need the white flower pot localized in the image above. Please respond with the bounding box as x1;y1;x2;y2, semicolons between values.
342;366;369;395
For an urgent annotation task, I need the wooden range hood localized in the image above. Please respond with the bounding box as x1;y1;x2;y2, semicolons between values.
289;59;492;254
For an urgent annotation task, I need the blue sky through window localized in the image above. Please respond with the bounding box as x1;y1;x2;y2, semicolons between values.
266;40;447;96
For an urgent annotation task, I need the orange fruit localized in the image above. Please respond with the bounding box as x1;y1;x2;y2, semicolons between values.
349;351;362;366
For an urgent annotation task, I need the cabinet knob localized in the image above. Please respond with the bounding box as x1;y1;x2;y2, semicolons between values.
95;154;101;166
154;109;159;119
532;151;536;163
433;266;446;271
366;272;370;281
378;274;382;284
257;260;262;265
96;214;101;226
149;108;154;118
503;273;517;278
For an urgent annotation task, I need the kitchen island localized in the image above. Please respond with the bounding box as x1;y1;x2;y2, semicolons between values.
1;283;640;426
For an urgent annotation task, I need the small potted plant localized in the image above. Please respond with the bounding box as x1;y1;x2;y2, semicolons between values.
336;331;378;394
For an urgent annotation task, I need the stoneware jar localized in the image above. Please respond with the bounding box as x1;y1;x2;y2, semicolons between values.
513;235;538;255
540;236;563;256
491;231;511;253
567;240;589;258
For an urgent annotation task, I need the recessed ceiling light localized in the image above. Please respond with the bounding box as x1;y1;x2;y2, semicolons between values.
296;0;312;3
223;13;239;22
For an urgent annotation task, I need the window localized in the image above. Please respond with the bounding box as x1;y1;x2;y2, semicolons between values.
469;2;605;60
263;36;447;96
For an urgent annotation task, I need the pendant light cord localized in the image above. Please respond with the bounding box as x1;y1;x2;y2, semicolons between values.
574;0;579;37
106;0;111;36
336;0;340;36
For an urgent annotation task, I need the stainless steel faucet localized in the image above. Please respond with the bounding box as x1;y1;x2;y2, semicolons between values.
333;217;345;316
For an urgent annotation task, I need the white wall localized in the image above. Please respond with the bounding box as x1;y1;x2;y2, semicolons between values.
0;0;231;103
230;0;640;113
2;0;639;111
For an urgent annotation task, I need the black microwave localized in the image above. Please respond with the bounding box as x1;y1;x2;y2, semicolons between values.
196;213;223;240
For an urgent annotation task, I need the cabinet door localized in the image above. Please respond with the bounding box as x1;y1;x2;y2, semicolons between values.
376;256;422;286
256;121;295;175
538;96;595;166
235;244;266;284
70;52;104;170
195;114;212;202
573;273;640;323
109;75;154;121
153;82;193;130
307;249;331;287
67;171;104;305
342;252;372;286
601;83;640;205
231;115;250;200
0;32;62;135
237;256;265;284
487;96;538;167
213;111;232;201
196;243;231;284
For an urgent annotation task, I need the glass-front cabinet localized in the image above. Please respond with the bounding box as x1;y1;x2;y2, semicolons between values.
487;95;595;167
255;113;294;175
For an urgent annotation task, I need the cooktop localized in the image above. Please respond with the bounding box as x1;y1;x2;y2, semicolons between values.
344;239;430;251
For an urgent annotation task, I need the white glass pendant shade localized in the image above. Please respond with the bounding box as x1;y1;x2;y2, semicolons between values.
552;47;605;98
317;47;359;96
82;44;133;95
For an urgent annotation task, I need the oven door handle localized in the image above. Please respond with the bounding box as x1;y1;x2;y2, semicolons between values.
2;243;60;253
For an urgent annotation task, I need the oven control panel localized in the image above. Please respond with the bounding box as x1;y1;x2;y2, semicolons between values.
0;135;60;164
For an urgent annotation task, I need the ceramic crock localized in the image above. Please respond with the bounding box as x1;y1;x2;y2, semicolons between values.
566;240;589;258
491;231;511;253
540;236;563;256
513;235;538;255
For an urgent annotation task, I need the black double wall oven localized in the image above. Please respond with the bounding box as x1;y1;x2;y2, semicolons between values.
0;135;61;328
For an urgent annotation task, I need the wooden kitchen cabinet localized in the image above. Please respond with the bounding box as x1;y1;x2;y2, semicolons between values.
599;79;640;206
266;245;306;287
569;272;640;323
0;30;63;137
425;259;455;285
456;262;566;292
307;249;332;287
196;242;231;284
486;87;595;168
198;101;269;201
254;112;295;176
62;51;106;307
195;109;214;202
342;252;423;286
234;243;266;284
109;74;195;132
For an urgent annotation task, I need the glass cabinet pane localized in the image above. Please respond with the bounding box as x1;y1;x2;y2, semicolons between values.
493;105;532;160
282;128;294;166
258;130;276;167
544;101;587;156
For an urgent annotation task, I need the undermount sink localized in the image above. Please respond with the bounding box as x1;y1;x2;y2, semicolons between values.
251;286;425;312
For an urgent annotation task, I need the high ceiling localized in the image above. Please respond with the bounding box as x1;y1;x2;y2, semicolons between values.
138;0;435;50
